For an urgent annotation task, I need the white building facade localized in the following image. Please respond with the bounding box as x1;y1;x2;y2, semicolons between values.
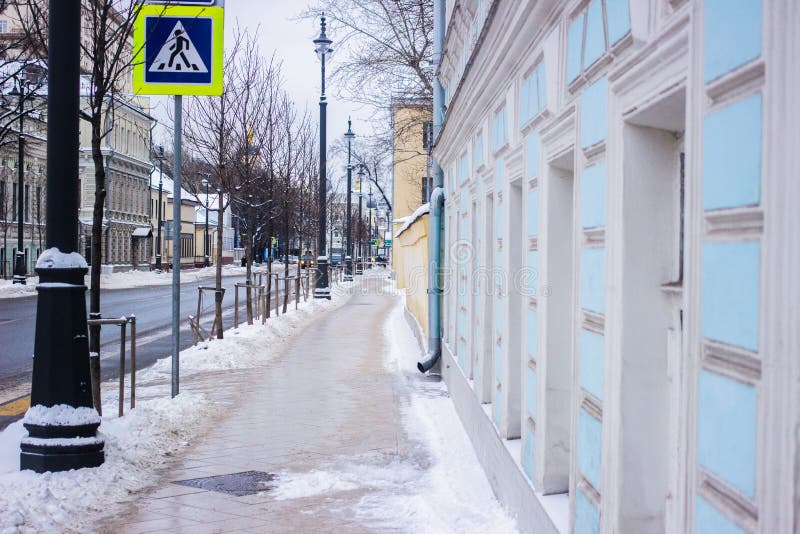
433;0;799;532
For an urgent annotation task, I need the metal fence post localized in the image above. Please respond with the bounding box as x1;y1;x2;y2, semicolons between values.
130;315;136;410
118;320;127;418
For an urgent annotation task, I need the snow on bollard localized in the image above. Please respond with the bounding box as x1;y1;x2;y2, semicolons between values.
20;404;104;472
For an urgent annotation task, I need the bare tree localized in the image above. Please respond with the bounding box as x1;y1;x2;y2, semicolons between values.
182;26;246;336
300;0;432;108
16;0;165;357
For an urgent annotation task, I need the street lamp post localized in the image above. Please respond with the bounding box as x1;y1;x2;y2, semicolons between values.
21;0;104;472
356;166;365;274
343;117;354;282
202;176;210;267
155;146;164;271
12;78;28;284
313;14;333;299
368;184;374;262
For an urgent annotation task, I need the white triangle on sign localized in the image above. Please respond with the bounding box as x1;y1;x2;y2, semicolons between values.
148;21;209;74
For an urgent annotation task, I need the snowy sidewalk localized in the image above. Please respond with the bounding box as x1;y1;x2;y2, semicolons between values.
109;272;516;534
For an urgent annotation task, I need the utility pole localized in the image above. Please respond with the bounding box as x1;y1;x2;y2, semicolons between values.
21;0;104;472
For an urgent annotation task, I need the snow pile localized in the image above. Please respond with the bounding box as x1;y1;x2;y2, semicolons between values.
0;263;256;299
35;248;88;270
270;294;516;533
0;391;212;533
140;287;344;377
23;404;101;427
0;280;36;299
0;280;349;532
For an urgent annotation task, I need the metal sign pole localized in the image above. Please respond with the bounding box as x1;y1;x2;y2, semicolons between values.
172;94;182;398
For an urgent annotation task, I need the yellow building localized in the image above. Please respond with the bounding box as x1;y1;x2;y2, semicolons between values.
391;101;431;334
148;168;198;269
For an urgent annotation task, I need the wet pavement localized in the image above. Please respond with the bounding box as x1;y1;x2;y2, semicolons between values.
108;272;417;533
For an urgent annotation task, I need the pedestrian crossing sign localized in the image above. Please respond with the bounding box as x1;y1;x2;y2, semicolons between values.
133;5;224;96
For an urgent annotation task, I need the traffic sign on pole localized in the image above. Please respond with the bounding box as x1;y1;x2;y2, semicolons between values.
132;5;224;96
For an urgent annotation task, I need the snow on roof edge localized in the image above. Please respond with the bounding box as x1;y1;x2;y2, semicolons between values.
394;203;430;239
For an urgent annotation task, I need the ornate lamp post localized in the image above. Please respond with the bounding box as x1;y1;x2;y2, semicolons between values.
368;183;374;262
21;0;104;472
155;145;164;271
313;14;333;299
355;166;365;274
11;78;29;284
343;117;354;282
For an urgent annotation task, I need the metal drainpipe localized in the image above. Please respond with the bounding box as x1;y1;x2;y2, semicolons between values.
417;0;446;374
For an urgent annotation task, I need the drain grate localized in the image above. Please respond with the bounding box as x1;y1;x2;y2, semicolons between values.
173;470;277;496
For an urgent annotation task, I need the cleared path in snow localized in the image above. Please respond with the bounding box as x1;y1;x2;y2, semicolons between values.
111;271;516;533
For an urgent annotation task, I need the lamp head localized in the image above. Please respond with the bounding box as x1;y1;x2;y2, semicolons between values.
313;14;333;59
344;116;355;140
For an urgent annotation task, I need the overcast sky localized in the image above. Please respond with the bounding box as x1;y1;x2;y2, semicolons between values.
151;0;377;182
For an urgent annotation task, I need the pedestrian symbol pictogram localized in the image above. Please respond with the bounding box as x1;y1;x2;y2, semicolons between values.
133;5;224;96
149;21;208;74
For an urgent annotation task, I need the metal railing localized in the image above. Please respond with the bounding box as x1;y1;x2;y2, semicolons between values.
87;315;137;417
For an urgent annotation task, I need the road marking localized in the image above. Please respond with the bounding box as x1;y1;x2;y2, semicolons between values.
0;395;30;416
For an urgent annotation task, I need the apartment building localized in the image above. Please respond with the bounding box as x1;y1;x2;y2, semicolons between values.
432;1;798;532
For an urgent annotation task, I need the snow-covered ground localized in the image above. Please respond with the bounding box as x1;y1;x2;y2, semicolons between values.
0;283;342;533
0;263;282;300
271;294;518;533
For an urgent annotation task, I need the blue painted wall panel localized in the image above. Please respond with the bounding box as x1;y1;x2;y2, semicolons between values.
526;132;539;179
525;365;537;420
581;77;607;148
704;0;762;83
695;496;746;534
703;94;762;210
606;0;631;45
566;15;584;84
581;161;606;228
701;240;760;351
697;369;757;498
526;307;538;361
495;157;504;195
526;250;538;297
578;408;602;491
574;488;600;534
581;247;606;314
519;76;530;127
473;134;484;168
537;61;547;109
522;425;535;482
580;328;604;401
527;189;539;236
584;0;605;68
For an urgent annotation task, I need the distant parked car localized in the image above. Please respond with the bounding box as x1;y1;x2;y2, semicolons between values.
287;255;298;264
299;250;315;269
330;253;342;266
375;255;388;267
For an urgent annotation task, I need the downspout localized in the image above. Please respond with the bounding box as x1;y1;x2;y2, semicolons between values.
418;0;446;374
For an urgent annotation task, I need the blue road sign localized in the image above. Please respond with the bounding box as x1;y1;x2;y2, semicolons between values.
145;16;212;85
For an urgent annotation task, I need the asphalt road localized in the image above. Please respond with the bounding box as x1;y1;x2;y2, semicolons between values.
0;268;298;406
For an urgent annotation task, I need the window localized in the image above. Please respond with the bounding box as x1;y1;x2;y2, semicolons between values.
35;186;41;221
520;60;548;127
566;0;631;84
0;20;8;34
459;151;470;185
473;133;484;169
492;105;508;152
12;182;16;220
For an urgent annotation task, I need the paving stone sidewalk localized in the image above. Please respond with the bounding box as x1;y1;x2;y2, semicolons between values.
108;272;419;533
